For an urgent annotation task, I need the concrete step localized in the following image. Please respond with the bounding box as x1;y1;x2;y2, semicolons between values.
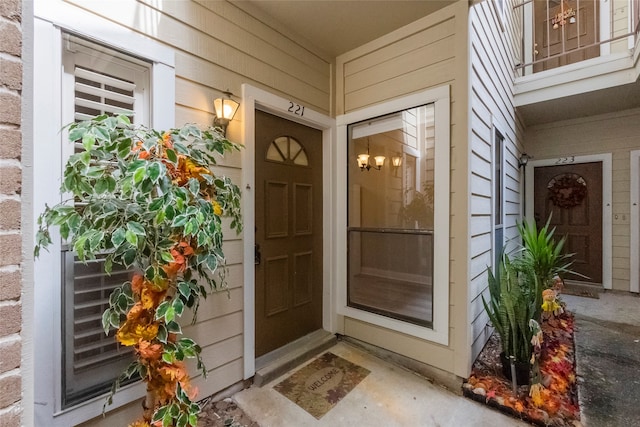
253;329;337;387
563;280;602;299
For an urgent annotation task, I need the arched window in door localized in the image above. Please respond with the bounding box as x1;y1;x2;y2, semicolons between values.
266;135;309;166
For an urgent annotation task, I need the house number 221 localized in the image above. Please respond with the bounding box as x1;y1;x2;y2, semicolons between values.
287;101;305;117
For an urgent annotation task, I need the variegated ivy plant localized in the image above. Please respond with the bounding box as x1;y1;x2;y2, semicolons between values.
35;114;242;427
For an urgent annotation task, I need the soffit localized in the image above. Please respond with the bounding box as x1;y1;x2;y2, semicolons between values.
235;0;456;58
518;81;640;126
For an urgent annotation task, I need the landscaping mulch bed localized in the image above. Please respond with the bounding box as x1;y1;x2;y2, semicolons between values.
464;312;582;426
198;397;259;427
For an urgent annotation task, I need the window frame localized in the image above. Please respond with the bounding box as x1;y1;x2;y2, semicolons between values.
492;124;506;271
32;5;174;425
345;105;436;328
335;86;450;346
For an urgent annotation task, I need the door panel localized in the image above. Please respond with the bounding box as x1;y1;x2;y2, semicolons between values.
265;181;288;238
534;0;599;72
533;162;603;284
255;110;323;357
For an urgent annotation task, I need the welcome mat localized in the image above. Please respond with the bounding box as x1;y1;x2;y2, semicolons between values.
273;352;370;419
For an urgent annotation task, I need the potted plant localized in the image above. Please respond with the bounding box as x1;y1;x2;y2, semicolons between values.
482;255;536;385
35;114;242;427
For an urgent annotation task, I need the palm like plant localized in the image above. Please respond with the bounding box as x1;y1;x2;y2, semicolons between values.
482;256;535;364
516;216;581;320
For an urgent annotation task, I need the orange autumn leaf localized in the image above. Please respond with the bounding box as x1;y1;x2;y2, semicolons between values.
117;306;159;346
137;340;163;362
126;302;144;321
178;240;195;256
159;362;188;383
131;274;144;295
161;132;173;149
117;322;159;347
170;250;185;266
162;262;181;278
172;156;211;186
141;287;165;310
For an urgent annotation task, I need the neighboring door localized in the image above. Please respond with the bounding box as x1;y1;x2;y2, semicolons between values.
534;0;599;72
255;110;323;357
533;162;603;285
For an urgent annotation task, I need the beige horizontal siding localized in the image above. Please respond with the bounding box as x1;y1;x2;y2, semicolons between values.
60;1;331;423
336;1;470;378
469;0;524;367
65;0;330;112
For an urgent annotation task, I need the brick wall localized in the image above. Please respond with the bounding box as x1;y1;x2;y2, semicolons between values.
0;0;23;425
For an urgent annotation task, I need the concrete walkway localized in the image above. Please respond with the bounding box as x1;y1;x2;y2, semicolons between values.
232;342;527;427
563;292;640;427
225;292;640;426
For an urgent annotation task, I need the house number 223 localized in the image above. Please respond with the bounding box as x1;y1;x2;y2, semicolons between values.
287;101;305;117
555;156;575;164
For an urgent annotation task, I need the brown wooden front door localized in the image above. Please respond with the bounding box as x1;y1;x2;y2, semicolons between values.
255;110;323;357
534;0;599;72
533;162;603;285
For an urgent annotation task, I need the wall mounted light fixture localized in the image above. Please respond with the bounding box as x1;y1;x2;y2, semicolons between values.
213;90;240;137
518;152;531;168
357;140;385;171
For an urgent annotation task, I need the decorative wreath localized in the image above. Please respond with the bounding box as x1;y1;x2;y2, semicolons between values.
547;173;587;209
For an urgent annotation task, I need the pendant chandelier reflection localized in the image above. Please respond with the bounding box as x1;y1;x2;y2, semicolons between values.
357;140;385;171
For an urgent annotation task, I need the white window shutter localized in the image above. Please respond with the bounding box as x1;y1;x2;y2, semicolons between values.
61;34;150;408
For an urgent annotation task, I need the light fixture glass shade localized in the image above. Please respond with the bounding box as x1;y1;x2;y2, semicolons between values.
391;156;402;167
357;154;369;168
214;96;239;122
374;156;385;168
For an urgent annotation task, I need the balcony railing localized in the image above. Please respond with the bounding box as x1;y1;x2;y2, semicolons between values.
513;0;640;76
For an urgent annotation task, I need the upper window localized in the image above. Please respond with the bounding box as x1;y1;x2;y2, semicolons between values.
60;34;150;408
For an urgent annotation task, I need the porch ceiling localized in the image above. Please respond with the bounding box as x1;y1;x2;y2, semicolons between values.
517;80;640;127
235;0;456;58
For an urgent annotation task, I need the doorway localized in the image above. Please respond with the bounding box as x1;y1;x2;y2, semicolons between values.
533;0;600;72
254;110;324;357
533;162;603;285
631;150;640;293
